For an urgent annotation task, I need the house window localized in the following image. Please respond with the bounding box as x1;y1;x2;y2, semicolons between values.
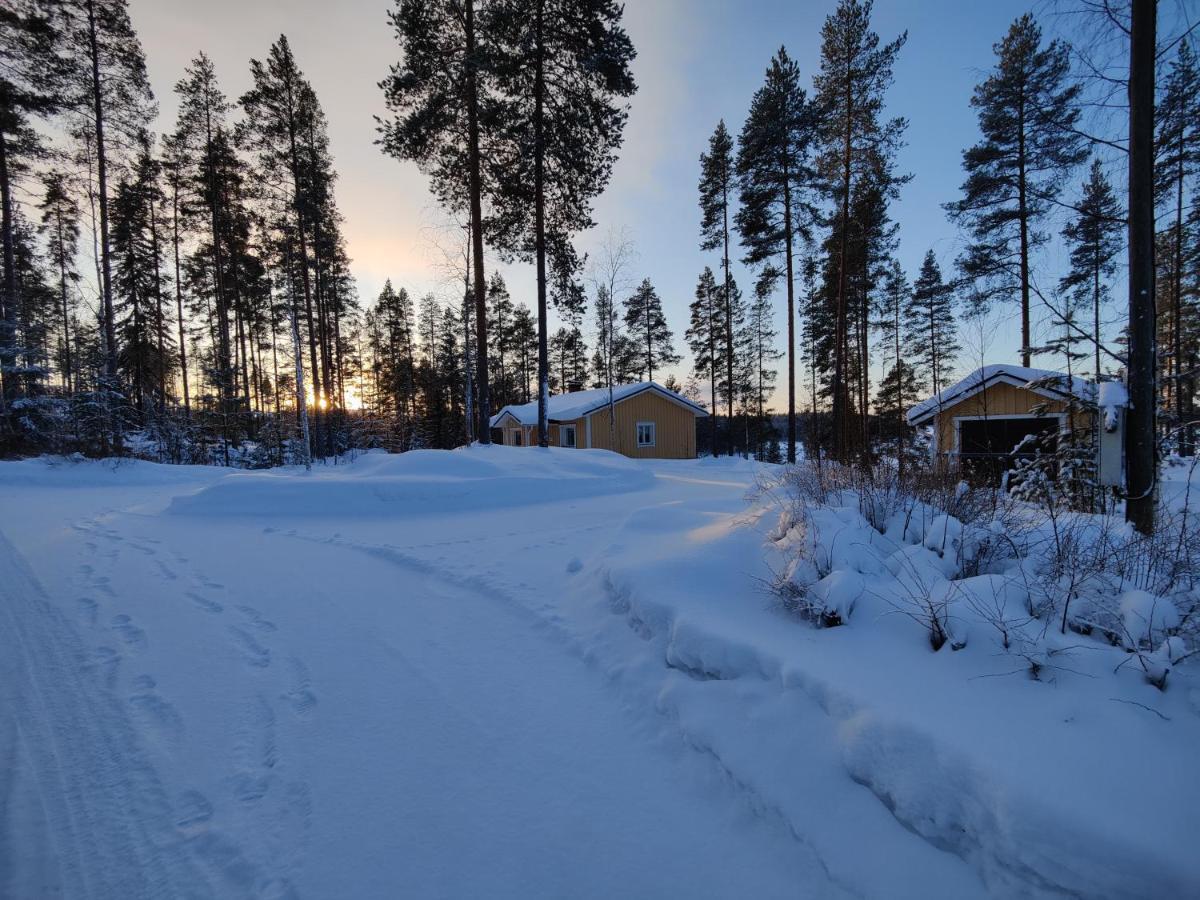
636;421;656;448
560;425;577;448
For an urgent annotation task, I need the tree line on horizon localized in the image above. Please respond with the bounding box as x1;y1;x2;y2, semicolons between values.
0;0;1194;525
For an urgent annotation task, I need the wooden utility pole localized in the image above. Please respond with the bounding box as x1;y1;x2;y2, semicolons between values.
1125;0;1157;534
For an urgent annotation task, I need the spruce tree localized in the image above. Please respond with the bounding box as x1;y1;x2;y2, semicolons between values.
622;277;679;383
486;272;514;405
905;250;959;400
745;278;781;460
486;0;636;446
948;13;1085;368
687;267;721;455
110;138;171;417
735;47;816;464
1059;159;1122;382
511;303;537;403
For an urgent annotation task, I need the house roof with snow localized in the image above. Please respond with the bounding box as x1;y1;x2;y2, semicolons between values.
906;364;1095;426
489;381;708;428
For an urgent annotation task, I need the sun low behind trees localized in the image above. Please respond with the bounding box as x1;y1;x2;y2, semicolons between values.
0;0;364;465
0;0;1196;520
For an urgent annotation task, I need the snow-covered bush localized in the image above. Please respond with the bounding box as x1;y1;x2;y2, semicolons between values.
767;456;1199;689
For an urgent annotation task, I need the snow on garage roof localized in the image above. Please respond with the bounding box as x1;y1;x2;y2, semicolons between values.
489;381;708;428
906;364;1094;426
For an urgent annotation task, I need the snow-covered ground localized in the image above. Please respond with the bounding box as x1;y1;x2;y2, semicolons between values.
1;447;1196;898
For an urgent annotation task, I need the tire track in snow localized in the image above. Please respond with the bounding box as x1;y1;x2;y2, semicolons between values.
0;529;212;897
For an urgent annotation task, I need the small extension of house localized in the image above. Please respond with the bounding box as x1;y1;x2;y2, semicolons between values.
489;381;709;459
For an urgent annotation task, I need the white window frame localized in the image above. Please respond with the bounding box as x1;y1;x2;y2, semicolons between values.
636;421;656;448
559;424;577;448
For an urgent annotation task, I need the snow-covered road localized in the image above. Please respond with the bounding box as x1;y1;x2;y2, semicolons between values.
0;452;868;898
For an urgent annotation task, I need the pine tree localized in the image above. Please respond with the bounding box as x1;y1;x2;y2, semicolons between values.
1059;159;1122;382
905;250;959;400
380;0;496;440
622;277;679;383
486;0;636;446
948;13;1086;368
812;0;907;462
60;0;154;400
241;37;341;454
699;120;739;455
173;54;237;436
735;47;816;464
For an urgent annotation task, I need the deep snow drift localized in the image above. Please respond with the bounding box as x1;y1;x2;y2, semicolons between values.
1;446;1196;899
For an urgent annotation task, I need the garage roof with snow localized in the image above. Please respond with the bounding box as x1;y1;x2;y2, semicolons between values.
906;364;1094;427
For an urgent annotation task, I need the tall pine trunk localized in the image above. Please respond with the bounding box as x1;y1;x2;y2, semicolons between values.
86;0;118;396
55;211;74;394
171;182;190;418
0;131;16;412
465;0;491;444
722;178;734;457
833;79;853;462
1017;99;1031;368
782;156;797;464
534;0;549;447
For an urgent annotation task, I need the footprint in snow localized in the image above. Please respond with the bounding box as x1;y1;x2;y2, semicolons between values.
283;657;318;719
174;789;214;834
237;606;276;633
111;614;147;651
186;591;224;614
228;626;270;668
87;646;122;690
129;680;184;749
76;596;98;627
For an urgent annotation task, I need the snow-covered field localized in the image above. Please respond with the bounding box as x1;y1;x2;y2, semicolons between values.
1;447;1196;898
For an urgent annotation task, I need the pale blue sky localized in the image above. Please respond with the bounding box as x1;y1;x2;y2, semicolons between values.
129;0;1139;406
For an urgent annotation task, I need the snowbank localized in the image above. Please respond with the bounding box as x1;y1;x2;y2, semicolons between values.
585;485;1200;898
167;446;655;517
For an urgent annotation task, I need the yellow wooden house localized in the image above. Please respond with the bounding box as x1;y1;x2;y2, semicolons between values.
489;382;708;459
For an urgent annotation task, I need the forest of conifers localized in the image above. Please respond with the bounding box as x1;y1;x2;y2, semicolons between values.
0;0;1194;498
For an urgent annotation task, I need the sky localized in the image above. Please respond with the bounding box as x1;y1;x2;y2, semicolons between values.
127;0;1128;408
